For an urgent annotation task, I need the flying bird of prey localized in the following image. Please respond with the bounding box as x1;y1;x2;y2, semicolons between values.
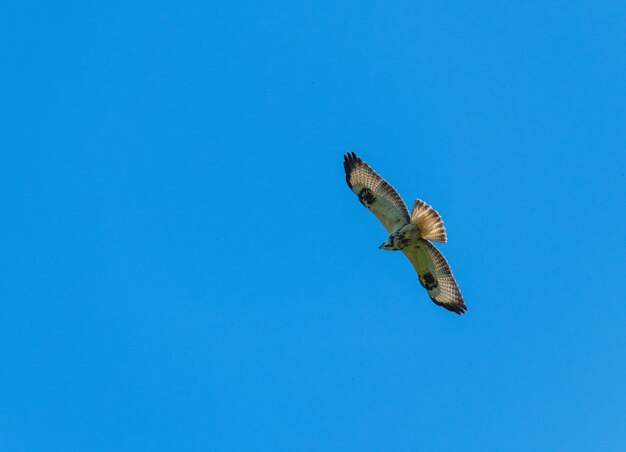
343;152;467;314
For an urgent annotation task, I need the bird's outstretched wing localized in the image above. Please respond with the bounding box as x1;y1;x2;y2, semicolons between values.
402;239;467;314
343;152;410;233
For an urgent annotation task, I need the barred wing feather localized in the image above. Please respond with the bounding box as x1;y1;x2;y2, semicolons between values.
343;152;410;234
402;239;467;315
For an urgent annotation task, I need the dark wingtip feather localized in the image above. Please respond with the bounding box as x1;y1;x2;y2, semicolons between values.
430;297;468;315
343;151;362;189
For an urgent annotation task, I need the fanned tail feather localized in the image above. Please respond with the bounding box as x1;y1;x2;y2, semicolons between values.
410;199;447;243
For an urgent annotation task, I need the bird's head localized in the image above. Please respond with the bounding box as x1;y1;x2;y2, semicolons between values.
379;231;406;251
379;239;394;250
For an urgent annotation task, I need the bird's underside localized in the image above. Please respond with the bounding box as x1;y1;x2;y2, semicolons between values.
343;151;467;315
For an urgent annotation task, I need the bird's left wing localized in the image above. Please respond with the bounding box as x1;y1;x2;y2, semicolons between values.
343;152;410;233
402;239;467;314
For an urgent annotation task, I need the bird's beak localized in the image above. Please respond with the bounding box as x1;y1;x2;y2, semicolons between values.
378;243;384;249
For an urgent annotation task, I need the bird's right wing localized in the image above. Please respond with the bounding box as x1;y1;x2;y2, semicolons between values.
343;152;410;233
402;239;467;315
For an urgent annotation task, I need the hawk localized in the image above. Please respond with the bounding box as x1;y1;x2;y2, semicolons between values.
343;152;467;315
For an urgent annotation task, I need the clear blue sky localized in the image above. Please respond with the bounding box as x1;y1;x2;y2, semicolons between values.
2;1;625;451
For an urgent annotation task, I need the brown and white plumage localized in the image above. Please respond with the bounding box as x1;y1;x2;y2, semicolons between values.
410;199;447;243
402;240;466;314
343;151;467;315
343;151;410;234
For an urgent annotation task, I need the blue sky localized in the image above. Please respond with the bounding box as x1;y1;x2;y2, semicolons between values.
1;1;625;450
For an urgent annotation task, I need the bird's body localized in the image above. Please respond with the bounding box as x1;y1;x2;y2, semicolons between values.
379;223;420;251
343;152;467;315
379;223;421;250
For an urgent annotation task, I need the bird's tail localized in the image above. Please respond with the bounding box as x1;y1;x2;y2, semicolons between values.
410;198;447;243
